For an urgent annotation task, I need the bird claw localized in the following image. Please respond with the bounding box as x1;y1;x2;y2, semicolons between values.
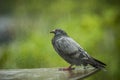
59;67;75;71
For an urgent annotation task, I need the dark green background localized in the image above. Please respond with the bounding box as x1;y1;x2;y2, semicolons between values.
0;0;120;80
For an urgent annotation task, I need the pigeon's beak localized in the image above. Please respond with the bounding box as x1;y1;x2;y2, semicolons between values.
50;30;55;33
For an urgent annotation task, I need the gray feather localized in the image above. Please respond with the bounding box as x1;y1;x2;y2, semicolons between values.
51;29;106;69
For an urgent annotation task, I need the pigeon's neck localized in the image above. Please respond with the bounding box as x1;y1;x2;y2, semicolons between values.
53;34;68;40
55;34;68;38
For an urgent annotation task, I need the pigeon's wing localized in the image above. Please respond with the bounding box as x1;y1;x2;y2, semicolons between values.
53;36;106;68
55;37;79;54
54;36;90;58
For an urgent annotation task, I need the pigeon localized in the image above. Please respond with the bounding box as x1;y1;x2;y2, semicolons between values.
50;29;106;70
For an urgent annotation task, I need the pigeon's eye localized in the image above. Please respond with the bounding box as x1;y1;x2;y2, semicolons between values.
55;29;59;32
55;30;61;32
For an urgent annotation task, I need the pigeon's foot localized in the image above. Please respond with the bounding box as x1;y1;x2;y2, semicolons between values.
59;65;75;71
59;67;75;71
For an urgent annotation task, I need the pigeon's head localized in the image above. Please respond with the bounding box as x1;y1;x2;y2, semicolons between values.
50;29;68;36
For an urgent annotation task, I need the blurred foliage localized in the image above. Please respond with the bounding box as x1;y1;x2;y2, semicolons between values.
0;0;120;80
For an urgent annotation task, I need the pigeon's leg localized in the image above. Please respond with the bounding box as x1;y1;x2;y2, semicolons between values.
59;64;75;71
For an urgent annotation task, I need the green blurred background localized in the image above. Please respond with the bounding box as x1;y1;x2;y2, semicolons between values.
0;0;120;80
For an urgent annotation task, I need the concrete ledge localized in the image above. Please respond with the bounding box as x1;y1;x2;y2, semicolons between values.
0;67;100;80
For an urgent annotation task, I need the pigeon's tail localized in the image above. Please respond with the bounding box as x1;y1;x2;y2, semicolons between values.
90;57;106;70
